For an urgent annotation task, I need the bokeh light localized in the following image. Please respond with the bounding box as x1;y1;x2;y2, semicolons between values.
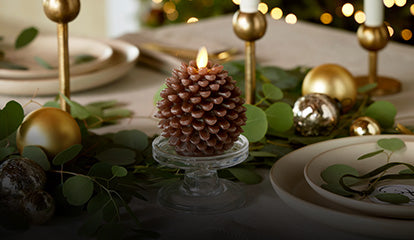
395;0;407;7
163;2;176;14
285;13;297;24
354;11;365;24
387;25;394;37
152;0;163;4
342;3;354;17
232;0;240;5
271;7;283;20
258;2;268;14
320;13;333;24
411;4;414;15
187;17;199;23
383;0;394;8
401;29;413;41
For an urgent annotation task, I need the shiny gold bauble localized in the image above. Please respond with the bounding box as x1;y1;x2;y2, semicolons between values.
16;107;81;157
232;11;267;41
357;24;389;51
43;0;80;23
350;116;381;136
302;64;357;112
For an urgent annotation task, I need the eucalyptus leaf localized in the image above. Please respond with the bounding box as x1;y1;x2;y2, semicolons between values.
153;83;167;105
103;108;132;119
265;102;293;132
358;83;377;93
0;101;24;140
259;66;300;90
15;27;38;49
95;148;136;166
88;162;113;179
52;144;82;165
60;94;91;120
262;83;283;101
86;100;118;109
399;169;414;174
112;165;128;177
43;101;60;108
249;151;278;158
0;147;15;162
321;183;354;197
377;138;406;152
63;175;94;206
113;130;148;151
375;193;410;204
102;201;117;222
241;104;267;142
87;192;110;214
22;146;50;171
321;164;359;186
34;56;53;69
357;150;384;160
228;168;262;184
74;54;96;65
364;101;397;129
0;61;28;70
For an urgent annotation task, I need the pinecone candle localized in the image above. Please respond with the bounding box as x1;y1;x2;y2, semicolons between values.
155;48;247;156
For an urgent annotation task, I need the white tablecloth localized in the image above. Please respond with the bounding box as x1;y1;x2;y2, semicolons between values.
2;15;414;240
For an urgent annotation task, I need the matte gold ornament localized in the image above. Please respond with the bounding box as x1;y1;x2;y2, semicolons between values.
16;107;81;157
350;116;381;136
302;64;357;112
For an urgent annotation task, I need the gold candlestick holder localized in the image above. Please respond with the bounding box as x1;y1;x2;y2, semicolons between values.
232;11;266;104
43;0;80;112
355;23;401;96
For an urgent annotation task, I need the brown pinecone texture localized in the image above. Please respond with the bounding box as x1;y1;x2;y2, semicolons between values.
155;60;247;156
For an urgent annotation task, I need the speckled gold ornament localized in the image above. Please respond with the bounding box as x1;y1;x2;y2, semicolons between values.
302;64;357;112
16;107;81;157
350;116;381;136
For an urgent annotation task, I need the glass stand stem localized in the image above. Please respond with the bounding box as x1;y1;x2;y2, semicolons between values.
182;169;223;197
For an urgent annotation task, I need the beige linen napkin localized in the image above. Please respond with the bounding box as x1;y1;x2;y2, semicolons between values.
119;27;240;73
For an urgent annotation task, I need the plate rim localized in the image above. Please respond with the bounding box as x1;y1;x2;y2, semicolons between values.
269;134;414;239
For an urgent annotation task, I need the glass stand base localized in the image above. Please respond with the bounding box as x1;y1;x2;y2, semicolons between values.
157;178;246;214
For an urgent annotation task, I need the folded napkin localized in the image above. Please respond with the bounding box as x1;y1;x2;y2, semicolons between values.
119;27;241;73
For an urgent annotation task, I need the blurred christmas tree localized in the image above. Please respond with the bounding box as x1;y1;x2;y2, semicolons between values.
140;0;414;45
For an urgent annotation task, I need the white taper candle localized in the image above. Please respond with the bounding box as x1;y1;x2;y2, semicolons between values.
240;0;259;13
364;0;384;27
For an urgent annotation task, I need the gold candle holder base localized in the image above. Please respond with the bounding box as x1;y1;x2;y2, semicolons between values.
356;23;401;96
355;76;401;96
232;11;266;104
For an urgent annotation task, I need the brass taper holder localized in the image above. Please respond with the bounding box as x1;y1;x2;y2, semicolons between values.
355;23;401;96
233;11;266;104
43;0;80;112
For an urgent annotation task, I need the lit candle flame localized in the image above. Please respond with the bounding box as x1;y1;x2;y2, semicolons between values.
196;46;208;68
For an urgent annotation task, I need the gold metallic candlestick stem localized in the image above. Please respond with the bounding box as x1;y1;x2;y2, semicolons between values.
355;23;401;96
43;0;80;112
233;11;266;104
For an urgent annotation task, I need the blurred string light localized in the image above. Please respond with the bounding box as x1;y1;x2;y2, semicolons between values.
342;3;354;17
152;0;163;4
395;0;407;7
187;17;199;23
387;25;395;37
320;13;333;24
401;29;412;40
411;4;414;15
383;0;394;8
354;11;365;24
258;2;268;14
232;0;240;5
285;13;297;24
271;7;283;20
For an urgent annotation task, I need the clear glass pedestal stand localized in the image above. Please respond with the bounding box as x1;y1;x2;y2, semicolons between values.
152;135;249;214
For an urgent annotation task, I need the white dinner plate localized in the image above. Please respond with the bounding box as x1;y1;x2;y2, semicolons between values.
269;135;414;239
0;39;139;96
304;139;414;219
0;35;113;79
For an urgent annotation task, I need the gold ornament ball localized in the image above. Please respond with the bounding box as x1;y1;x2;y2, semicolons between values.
43;0;80;23
349;116;381;136
302;64;357;111
16;107;81;157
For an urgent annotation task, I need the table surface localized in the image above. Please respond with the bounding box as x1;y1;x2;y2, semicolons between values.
2;14;414;240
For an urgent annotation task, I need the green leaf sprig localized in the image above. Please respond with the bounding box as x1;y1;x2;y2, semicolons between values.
321;138;414;204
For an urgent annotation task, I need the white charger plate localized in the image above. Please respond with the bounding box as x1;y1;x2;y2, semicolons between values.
0;39;139;96
0;35;113;79
269;135;414;239
304;139;414;219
